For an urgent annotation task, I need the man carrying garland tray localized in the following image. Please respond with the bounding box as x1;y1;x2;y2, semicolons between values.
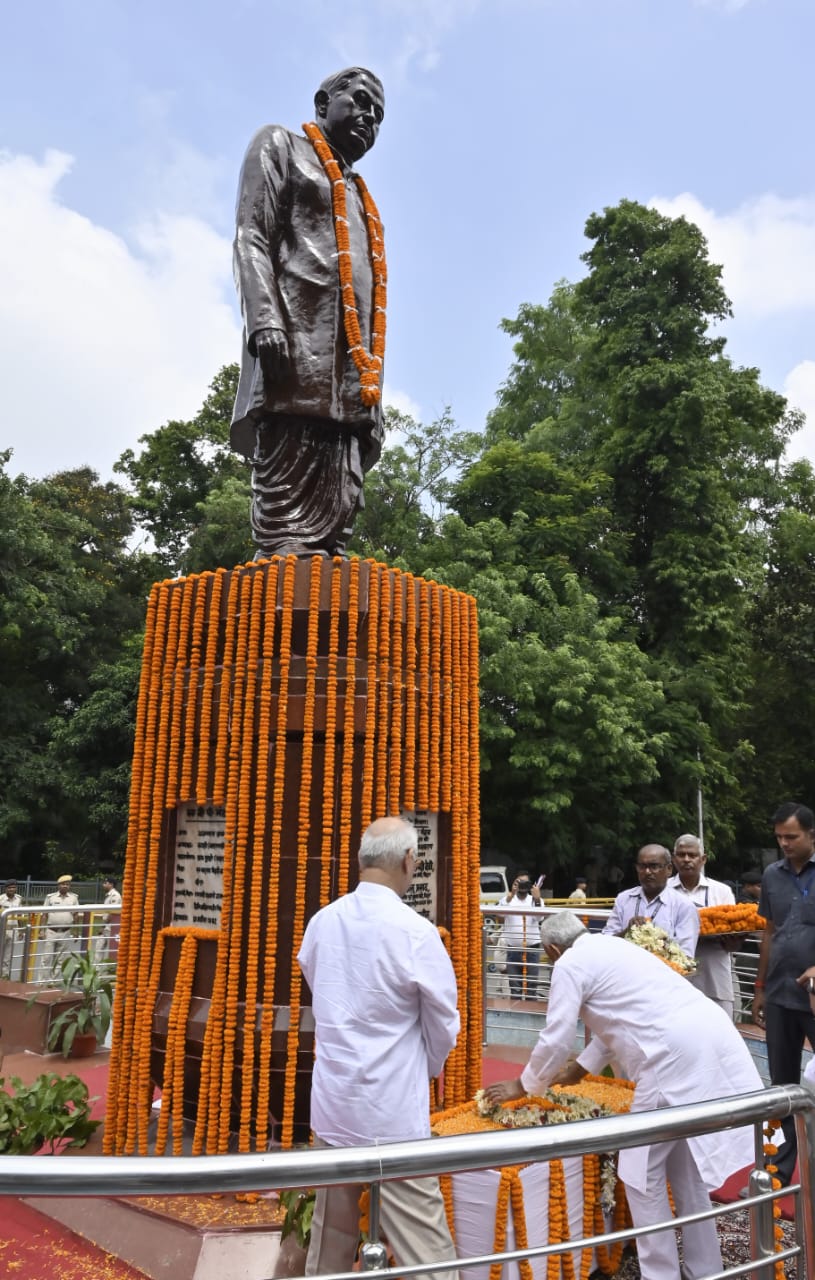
231;67;387;558
486;912;762;1280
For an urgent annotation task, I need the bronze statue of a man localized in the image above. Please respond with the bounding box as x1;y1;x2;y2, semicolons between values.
231;68;386;558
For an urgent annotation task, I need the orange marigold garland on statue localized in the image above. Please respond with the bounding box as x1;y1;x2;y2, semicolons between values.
302;123;386;408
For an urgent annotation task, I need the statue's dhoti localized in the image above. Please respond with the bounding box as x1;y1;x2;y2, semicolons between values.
251;417;365;558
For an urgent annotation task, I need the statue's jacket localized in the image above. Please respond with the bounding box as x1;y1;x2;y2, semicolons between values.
231;125;383;471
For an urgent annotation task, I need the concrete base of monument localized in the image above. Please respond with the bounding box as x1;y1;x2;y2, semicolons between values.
23;1192;286;1280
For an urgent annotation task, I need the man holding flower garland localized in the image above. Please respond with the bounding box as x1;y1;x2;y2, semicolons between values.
668;833;737;1020
231;67;387;558
602;843;699;958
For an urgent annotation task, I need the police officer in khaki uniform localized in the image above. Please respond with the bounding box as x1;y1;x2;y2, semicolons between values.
39;875;80;979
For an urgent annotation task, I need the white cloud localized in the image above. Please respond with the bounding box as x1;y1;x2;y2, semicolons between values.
783;360;815;463
0;148;240;481
383;385;423;420
649;191;815;317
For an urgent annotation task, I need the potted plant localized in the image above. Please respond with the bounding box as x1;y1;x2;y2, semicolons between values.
0;1073;100;1152
43;950;113;1058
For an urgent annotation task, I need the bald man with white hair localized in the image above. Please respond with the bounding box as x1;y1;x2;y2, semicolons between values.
669;833;737;1019
298;815;460;1279
486;912;761;1280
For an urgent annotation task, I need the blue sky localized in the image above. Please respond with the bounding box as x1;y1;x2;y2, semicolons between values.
2;0;814;481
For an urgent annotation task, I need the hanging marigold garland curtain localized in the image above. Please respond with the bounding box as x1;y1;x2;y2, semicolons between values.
105;555;482;1154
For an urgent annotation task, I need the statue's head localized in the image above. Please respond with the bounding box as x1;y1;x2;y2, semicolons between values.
314;67;385;164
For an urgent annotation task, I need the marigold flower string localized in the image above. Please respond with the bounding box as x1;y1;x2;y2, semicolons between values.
243;559;279;1147
196;569;226;803
402;574;417;808
337;559;361;894
104;582;160;1152
417;581;431;808
319;560;343;907
166;576;196;800
388;574;405;811
253;556;296;1147
212;571;243;806
180;573;208;799
281;557;323;1146
120;581;169;1151
429;584;442;808
134;584;181;1153
374;567;392;816
360;562;382;834
213;569;255;1151
302;123;386;408
230;570;262;1152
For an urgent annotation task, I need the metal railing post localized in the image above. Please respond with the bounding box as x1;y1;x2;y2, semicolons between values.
747;1167;778;1280
794;1102;815;1278
359;1182;388;1271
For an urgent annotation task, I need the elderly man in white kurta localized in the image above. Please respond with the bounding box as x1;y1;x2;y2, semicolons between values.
669;834;737;1019
298;816;460;1279
486;912;762;1280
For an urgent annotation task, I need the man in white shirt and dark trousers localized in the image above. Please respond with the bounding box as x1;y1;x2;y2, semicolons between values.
298;815;460;1279
498;872;543;998
669;833;737;1019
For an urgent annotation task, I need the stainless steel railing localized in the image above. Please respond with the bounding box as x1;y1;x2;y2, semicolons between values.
2;1084;813;1279
0;904;121;986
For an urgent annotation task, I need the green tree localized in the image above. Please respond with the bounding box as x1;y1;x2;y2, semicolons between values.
115;364;246;572
0;457;152;872
738;458;815;842
350;407;482;569
425;516;667;865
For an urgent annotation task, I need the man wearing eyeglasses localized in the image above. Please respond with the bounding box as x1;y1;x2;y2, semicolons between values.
602;844;699;957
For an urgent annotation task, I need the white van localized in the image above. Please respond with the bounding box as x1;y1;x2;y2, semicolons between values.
480;864;510;907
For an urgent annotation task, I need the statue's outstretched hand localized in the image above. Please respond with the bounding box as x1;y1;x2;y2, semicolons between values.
255;328;291;386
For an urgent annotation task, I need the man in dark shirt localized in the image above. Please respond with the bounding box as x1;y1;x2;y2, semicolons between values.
753;801;815;1184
